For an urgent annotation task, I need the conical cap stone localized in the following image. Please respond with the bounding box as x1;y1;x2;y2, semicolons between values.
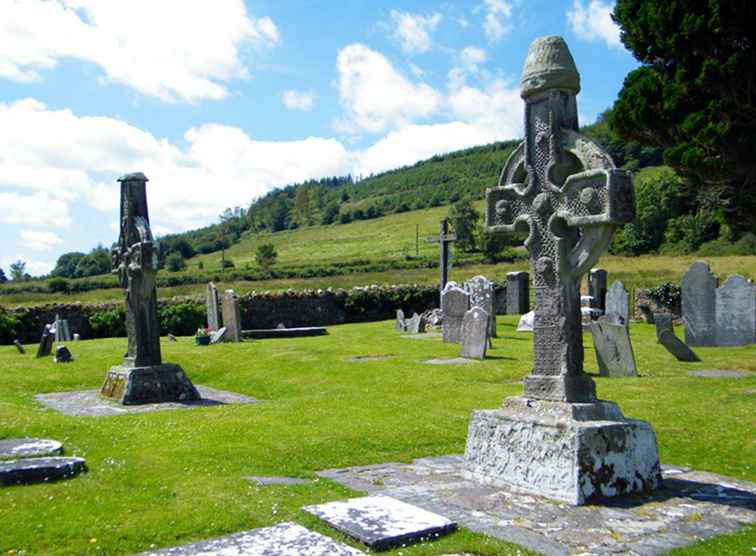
520;36;580;98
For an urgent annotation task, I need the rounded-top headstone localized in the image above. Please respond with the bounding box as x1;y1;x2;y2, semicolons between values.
0;438;62;460
521;35;580;98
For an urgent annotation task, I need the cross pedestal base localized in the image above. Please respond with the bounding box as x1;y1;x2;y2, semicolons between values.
523;374;597;402
100;363;201;405
463;397;661;505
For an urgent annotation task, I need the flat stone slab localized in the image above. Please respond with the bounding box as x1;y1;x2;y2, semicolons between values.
688;370;751;378
244;476;311;486
401;332;443;340
303;495;457;550
0;438;62;460
139;522;364;555
35;385;259;417
423;358;480;365
347;355;395;362
0;457;86;486
242;327;327;339
318;456;756;556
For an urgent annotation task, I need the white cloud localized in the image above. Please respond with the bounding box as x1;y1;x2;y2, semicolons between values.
481;0;513;43
1;256;54;277
567;0;622;48
282;90;314;111
460;46;487;70
336;44;443;133
0;191;72;229
0;0;280;102
19;230;63;252
389;10;442;54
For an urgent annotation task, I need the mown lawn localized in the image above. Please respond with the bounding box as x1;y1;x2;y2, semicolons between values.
0;317;754;555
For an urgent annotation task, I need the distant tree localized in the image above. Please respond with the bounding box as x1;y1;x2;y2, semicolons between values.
165;252;186;272
448;199;480;252
255;243;277;271
9;260;27;281
74;246;111;277
0;267;6;283
321;202;340;225
51;251;85;278
294;187;312;227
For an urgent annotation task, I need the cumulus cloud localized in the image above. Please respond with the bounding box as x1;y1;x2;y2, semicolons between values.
460;46;487;71
1;256;54;277
567;0;622;48
282;90;314;111
389;10;442;54
0;0;280;102
482;0;513;43
19;230;63;252
0;191;72;229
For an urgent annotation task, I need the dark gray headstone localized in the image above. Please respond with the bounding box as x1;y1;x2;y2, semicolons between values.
0;438;62;460
654;313;674;343
210;327;227;344
589;268;608;312
441;283;468;344
53;345;73;363
205;282;221;332
605;280;629;325
221;289;242;342
659;330;701;362
465;275;496;338
276;323;286;329
715;275;756;346
395;309;406;332
405;313;426;334
36;325;53;358
167;333;178;342
13;340;25;354
494;286;508;315
0;456;86;485
506;271;530;314
303;495;456;551
460;306;489;360
682;261;718;346
138;522;364;556
590;317;637;377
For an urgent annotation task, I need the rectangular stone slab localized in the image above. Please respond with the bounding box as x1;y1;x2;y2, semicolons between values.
242;326;327;339
138;522;364;555
590;317;638;377
303;495;457;550
659;330;701;362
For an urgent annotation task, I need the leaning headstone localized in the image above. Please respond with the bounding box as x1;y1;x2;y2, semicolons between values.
659;330;701;362
464;36;659;505
405;313;426;334
460;307;489;360
205;282;221;331
441;283;469;344
221;289;242;342
394;309;406;332
465;275;496;338
13;340;25;354
506;271;530;314
54;345;73;363
716;275;756;346
99;173;200;405
36;325;54;358
590;316;638;377
210;327;227;344
605;280;629;325
682;261;718;346
0;457;86;486
589;268;608;312
654;313;674;343
167;333;178;342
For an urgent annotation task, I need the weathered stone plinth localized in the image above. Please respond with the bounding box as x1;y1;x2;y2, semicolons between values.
100;363;200;405
464;397;661;505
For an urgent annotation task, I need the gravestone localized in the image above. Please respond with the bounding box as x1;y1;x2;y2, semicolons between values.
605;280;629;325
682;261;718;346
464;36;660;505
465;275;496;338
716;275;756;346
517;310;534;332
99;173;200;405
0;457;86;486
659;330;701;362
205;282;221;331
221;289;242;342
506;271;530;314
167;333;178;342
73;333;80;341
0;438;62;460
590;316;637;377
654;313;674;343
54;345;73;363
440;282;469;344
395;309;406;332
36;325;54;358
459;307;489;360
210;327;227;344
589;268;608;312
405;313;426;334
494;286;508;315
428;219;457;291
13;340;24;354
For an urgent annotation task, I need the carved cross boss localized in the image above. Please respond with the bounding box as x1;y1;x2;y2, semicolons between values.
486;58;634;403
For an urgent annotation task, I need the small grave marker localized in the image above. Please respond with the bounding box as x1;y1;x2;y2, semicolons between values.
590;316;638;377
54;345;73;363
13;340;24;354
440;282;468;344
460;306;489;360
222;289;242;342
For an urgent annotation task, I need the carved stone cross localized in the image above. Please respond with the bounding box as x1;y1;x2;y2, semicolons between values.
486;36;634;402
428;218;457;291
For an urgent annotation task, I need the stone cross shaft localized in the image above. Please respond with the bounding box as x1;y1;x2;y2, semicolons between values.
485;36;634;402
113;172;162;368
428;219;457;291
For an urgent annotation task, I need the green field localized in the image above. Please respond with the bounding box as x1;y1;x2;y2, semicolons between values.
0;317;754;555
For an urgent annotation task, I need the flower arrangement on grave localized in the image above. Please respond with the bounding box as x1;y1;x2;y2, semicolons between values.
194;327;211;345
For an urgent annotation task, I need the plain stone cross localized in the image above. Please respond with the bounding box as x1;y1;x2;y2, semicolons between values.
428;219;457;291
485;36;634;402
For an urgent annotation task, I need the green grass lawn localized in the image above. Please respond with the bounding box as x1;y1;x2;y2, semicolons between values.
0;317;754;555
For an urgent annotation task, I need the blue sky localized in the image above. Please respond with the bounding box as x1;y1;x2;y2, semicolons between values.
0;0;637;277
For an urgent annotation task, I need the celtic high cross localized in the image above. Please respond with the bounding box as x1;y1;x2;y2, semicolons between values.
486;36;634;402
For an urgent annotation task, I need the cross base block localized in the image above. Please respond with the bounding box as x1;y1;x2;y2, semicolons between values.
464;397;661;505
100;363;201;405
523;373;596;402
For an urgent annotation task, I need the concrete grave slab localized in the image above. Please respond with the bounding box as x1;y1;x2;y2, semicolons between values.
0;438;62;460
688;370;750;378
423;358;480;365
659;330;701;362
139;522;364;555
36;385;259;417
303;495;456;550
318;455;756;556
0;457;86;486
347;355;394;362
244;476;311;486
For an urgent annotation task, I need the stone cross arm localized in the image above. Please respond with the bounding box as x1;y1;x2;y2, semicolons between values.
427;233;458;244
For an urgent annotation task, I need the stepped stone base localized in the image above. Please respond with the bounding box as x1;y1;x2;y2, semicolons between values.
464;396;661;505
100;363;200;405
